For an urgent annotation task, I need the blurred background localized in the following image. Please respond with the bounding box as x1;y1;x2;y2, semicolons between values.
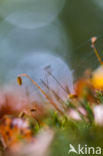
1;1;103;156
0;0;103;84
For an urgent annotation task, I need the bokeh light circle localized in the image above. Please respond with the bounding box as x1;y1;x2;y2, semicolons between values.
0;0;65;29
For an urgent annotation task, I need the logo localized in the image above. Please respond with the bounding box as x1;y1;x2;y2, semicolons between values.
68;144;101;155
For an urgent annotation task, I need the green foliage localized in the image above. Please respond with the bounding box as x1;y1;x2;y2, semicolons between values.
28;117;40;135
96;91;103;103
50;121;103;156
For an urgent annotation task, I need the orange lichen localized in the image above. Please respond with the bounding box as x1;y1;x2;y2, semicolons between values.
0;116;34;149
74;74;96;103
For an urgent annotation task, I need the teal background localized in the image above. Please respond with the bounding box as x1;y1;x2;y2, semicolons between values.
0;0;103;81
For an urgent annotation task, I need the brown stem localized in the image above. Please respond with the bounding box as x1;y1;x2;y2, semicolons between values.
17;73;65;115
